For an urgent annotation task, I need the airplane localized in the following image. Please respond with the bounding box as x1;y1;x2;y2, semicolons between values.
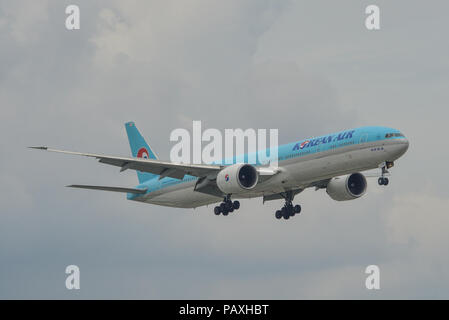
30;122;409;220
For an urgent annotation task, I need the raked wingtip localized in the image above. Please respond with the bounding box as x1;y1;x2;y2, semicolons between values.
28;146;48;150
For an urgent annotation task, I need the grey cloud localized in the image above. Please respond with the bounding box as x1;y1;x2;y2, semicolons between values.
1;0;449;299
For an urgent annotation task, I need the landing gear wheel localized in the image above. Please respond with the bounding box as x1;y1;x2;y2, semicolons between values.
275;210;282;219
282;207;290;219
274;191;302;220
281;207;286;215
215;195;239;216
378;163;391;186
288;206;295;217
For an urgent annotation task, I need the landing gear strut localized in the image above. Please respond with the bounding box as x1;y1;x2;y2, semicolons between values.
378;162;393;186
214;195;240;216
275;191;301;220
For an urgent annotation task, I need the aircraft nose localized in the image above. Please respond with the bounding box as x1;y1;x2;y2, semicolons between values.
399;137;409;153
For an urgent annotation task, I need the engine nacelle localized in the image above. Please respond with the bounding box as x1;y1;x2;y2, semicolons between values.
216;164;258;194
326;173;367;201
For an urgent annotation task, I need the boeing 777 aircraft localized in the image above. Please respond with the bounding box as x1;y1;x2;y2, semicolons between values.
31;122;409;220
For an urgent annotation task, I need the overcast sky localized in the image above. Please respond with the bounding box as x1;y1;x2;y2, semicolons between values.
1;0;448;299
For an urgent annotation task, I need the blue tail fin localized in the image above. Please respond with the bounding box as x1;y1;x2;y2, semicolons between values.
125;122;159;183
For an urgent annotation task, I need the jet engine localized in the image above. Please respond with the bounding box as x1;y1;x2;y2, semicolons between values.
326;173;367;201
216;164;258;194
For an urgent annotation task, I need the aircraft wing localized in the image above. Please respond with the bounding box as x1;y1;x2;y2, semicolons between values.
67;185;148;194
30;146;222;180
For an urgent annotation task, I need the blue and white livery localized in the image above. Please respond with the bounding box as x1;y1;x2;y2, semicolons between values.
31;122;409;220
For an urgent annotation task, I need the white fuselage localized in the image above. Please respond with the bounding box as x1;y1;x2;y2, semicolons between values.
131;136;409;208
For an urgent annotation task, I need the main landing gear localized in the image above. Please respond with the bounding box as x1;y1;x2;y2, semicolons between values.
378;161;393;186
275;191;301;220
214;195;240;216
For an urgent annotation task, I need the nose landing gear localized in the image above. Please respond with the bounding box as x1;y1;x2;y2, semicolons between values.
378;162;393;186
378;177;389;186
213;195;240;216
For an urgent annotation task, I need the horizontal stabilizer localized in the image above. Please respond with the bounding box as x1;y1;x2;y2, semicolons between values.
67;185;147;194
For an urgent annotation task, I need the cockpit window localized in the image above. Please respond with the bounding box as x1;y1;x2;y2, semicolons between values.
385;133;404;138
